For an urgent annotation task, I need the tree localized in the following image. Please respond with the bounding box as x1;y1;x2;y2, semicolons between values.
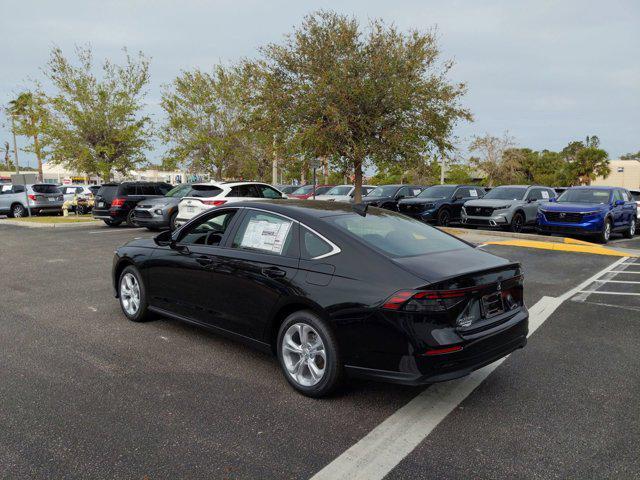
161;66;252;180
43;45;152;180
620;150;640;160
3;141;14;170
7;91;48;180
468;133;517;186
561;136;610;185
253;11;471;202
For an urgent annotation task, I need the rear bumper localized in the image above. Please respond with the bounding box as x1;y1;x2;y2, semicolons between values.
345;309;529;386
92;208;128;221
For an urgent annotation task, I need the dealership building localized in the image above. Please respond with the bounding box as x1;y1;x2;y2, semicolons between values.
592;159;640;190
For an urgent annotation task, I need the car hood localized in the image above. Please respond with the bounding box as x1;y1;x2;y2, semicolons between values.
399;197;441;205
464;199;521;207
392;247;512;283
137;197;179;208
540;202;608;213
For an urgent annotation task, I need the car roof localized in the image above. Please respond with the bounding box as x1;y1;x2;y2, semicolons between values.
230;199;360;221
566;186;618;190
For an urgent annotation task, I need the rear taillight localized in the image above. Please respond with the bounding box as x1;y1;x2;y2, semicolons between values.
201;200;227;206
111;198;125;207
28;194;37;201
383;289;467;312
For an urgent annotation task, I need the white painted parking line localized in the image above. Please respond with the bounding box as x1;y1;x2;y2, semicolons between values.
577;291;640;296
594;279;640;284
607;270;640;274
310;257;629;480
88;228;146;234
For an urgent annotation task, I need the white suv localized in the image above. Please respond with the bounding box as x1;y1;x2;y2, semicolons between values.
175;181;285;227
315;184;377;202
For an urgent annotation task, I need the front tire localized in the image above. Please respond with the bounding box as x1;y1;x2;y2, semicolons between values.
624;217;636;239
510;212;525;233
103;219;122;227
118;266;149;322
277;310;342;398
599;218;612;244
437;208;451;226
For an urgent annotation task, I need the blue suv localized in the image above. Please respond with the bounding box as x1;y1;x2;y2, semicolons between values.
537;186;637;243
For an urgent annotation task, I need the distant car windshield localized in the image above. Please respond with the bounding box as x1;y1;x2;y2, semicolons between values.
483;187;527;201
325;186;352;196
316;186;333;195
165;184;193;198
418;185;456;199
368;186;399;197
327;210;471;257
292;185;314;195
557;189;611;204
189;185;223;198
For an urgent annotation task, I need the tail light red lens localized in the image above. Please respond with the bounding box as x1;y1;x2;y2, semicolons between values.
383;289;468;312
111;198;125;207
423;345;463;356
27;194;37;201
202;200;227;206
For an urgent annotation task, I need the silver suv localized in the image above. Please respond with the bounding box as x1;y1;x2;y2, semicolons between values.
0;183;64;217
461;185;556;232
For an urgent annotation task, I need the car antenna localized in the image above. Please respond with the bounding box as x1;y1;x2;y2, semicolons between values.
352;203;368;217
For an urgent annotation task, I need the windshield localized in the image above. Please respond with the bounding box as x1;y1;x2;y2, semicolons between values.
483;187;527;201
557;189;611;204
418;185;456;199
165;184;193;198
368;186;399;197
325;186;352;196
292;185;314;195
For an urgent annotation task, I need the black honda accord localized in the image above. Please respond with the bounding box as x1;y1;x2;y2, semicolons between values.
112;200;528;397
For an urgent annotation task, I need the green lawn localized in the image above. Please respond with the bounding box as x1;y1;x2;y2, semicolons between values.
8;214;98;224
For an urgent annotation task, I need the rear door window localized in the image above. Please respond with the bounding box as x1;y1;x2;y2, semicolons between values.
232;210;296;256
119;185;137;196
13;185;25;194
258;185;283;199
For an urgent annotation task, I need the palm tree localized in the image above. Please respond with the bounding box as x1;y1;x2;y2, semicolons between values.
8;92;47;181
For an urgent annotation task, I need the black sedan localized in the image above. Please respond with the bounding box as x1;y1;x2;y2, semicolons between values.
112;200;528;397
358;184;425;210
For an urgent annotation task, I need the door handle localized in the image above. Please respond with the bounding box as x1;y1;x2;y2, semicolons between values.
262;267;286;278
196;255;216;267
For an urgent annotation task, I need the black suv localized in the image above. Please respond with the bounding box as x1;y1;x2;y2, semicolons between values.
359;184;425;210
93;182;173;227
398;184;486;226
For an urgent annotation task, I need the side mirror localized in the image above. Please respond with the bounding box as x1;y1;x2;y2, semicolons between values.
455;195;464;201
615;200;625;206
396;194;405;200
549;197;557;202
154;230;173;246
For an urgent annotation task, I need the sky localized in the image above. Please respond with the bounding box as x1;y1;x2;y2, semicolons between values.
2;0;639;169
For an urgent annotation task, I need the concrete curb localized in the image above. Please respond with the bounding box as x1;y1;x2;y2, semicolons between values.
438;226;575;244
0;219;103;229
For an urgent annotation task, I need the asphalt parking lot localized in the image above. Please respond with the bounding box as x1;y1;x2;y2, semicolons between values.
1;224;639;479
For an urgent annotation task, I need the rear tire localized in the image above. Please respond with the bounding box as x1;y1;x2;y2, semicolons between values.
118;266;150;322
126;210;138;228
598;218;612;244
277;310;342;398
169;210;178;231
624;217;636;239
12;204;26;218
103;219;122;227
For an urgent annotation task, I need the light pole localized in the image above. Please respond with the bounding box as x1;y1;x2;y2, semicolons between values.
440;156;446;185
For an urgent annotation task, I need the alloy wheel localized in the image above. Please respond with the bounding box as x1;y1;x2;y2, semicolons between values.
439;210;450;226
512;214;523;232
120;273;141;316
281;323;326;387
13;205;25;217
631;219;636;236
604;221;611;241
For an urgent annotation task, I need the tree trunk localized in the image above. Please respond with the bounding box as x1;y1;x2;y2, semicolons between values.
353;158;363;203
33;132;43;182
301;161;307;184
322;156;328;184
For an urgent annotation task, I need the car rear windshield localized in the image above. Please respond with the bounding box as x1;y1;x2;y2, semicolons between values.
557;189;611;203
165;184;194;198
32;184;61;194
326;186;352;196
327;211;470;257
418;185;456;199
292;185;314;195
483;187;527;201
189;185;223;198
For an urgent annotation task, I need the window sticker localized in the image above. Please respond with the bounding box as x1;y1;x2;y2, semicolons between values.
469;189;478;197
240;218;292;254
541;190;549;199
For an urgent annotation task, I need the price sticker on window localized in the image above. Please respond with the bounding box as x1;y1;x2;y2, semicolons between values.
541;190;549;199
240;218;292;254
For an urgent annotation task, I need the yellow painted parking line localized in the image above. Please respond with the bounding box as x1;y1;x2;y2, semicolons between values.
484;239;639;257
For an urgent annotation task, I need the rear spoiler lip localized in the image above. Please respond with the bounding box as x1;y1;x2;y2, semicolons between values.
416;261;523;290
